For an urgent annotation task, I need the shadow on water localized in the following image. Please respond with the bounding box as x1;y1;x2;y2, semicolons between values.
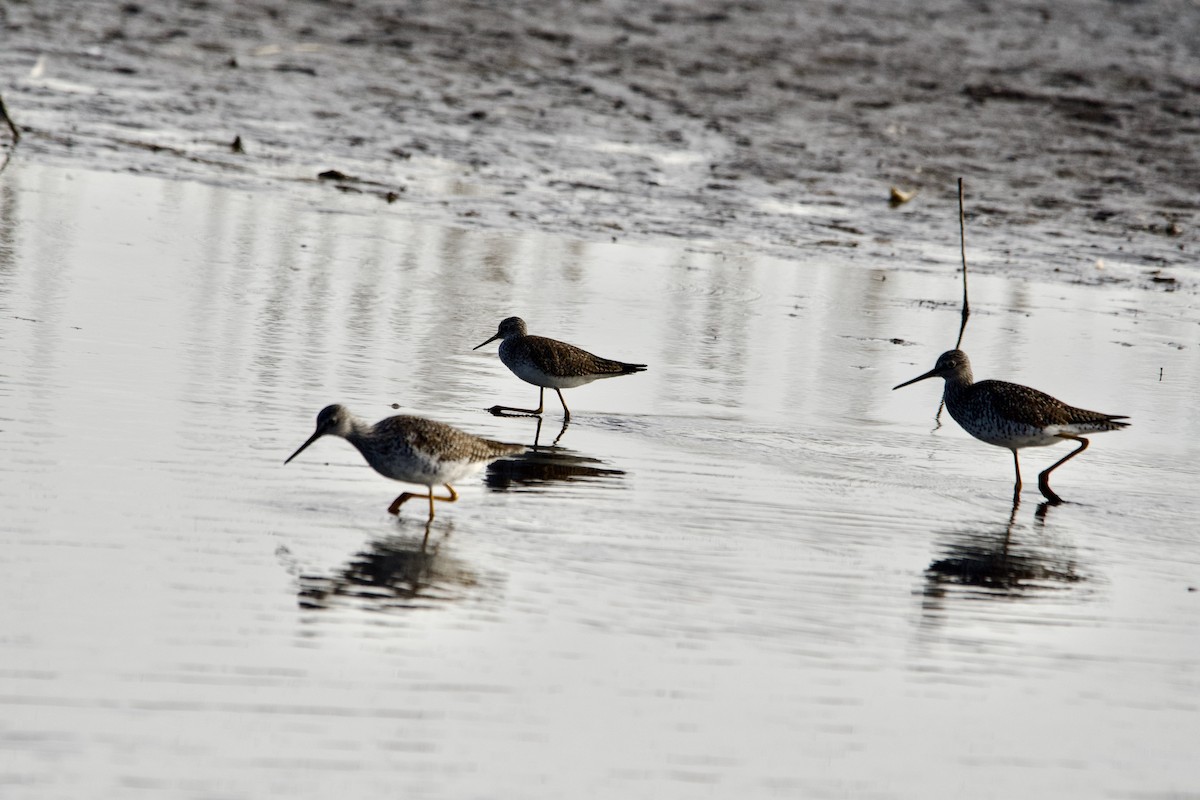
296;521;495;613
921;501;1083;610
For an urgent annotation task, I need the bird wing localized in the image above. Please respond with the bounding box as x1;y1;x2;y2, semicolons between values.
523;336;630;377
980;380;1123;428
378;415;521;461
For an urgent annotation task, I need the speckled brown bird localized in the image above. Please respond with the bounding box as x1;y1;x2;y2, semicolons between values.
285;404;524;519
473;317;647;421
893;349;1129;504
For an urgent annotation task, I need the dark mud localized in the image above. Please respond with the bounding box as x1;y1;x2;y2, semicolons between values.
2;0;1197;286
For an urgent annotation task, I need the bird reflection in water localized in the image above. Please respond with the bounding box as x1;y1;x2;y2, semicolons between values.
297;522;491;612
484;417;626;491
922;501;1082;609
532;415;570;449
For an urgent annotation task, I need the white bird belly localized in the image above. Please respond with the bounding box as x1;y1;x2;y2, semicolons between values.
503;354;596;389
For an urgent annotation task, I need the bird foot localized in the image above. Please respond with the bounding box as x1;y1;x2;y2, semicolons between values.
486;405;542;418
1037;479;1064;506
388;493;417;515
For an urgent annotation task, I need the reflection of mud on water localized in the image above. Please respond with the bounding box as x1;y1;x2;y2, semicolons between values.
298;530;499;613
3;0;1195;286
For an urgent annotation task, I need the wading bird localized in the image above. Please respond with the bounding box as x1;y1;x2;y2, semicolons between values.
286;404;524;519
474;317;647;421
893;350;1128;504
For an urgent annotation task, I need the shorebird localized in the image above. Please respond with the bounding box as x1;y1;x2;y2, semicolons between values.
285;404;524;520
893;350;1129;504
473;317;647;421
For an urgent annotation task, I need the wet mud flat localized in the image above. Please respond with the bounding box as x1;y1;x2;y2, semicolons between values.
2;0;1197;286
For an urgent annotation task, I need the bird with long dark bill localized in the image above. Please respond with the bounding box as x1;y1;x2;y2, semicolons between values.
893;350;1128;504
286;404;524;520
474;316;647;421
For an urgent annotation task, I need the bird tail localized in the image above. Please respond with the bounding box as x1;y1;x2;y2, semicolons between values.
619;362;648;374
1083;415;1130;433
492;440;527;456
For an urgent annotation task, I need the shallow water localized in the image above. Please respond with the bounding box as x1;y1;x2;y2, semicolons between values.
2;162;1198;798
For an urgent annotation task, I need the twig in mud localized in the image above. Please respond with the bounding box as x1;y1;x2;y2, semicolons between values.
0;95;18;176
937;178;972;427
954;177;970;348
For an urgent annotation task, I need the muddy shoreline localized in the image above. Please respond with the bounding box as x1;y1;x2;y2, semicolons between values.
2;0;1198;289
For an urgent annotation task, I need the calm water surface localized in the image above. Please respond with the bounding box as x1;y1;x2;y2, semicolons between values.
1;163;1198;798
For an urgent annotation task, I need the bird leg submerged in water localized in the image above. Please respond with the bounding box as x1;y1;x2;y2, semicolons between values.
1010;448;1022;502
